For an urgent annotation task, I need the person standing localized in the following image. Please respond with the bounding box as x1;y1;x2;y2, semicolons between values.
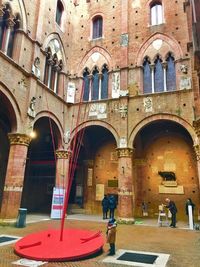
165;198;177;228
106;218;117;255
108;195;117;219
101;195;109;219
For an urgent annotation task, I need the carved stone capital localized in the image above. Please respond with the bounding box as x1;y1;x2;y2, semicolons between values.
117;148;134;158
56;150;71;159
8;133;31;146
193;144;200;161
193;120;200;137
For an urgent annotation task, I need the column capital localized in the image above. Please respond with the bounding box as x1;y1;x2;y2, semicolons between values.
193;120;200;137
116;147;134;158
56;150;71;159
8;133;31;146
193;145;200;161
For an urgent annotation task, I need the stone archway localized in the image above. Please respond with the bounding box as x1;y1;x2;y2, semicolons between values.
68;124;118;216
131;118;199;220
21;117;62;214
0;90;18;210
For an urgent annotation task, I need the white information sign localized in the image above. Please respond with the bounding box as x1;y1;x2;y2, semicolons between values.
188;205;194;230
50;187;65;219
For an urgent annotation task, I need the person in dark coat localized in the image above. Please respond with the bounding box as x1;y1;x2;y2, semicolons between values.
106;218;117;255
102;195;109;219
165;198;177;228
108;195;117;219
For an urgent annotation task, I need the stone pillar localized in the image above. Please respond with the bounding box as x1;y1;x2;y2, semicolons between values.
55;150;71;189
193;120;200;190
0;133;31;219
117;148;134;223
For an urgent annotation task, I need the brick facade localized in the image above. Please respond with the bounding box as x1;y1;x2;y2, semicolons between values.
0;0;200;221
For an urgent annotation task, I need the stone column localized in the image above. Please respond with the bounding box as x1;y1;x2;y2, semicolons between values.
55;150;71;190
117;147;134;223
150;64;155;93
0;133;31;219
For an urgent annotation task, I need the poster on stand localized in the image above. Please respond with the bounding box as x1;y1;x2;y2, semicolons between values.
50;187;65;219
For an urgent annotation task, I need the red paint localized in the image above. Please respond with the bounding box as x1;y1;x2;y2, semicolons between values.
15;229;104;261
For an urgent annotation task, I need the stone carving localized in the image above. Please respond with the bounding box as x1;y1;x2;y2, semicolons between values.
180;64;188;74
32;57;41;78
152;39;163;50
97;103;107;119
119;90;129;97
119;104;128;118
180;77;191;90
119;137;127;148
143;97;153;112
158;171;176;181
112;72;120;98
27;97;36;118
67;82;75;103
63;131;71;144
120;33;129;47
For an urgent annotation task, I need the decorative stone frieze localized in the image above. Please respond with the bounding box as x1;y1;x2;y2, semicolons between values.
8;133;31;146
56;150;71;159
117;148;134;158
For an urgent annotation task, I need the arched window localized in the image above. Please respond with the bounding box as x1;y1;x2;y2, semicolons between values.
92;16;103;39
44;46;63;93
154;55;164;92
0;4;20;57
92;67;99;100
56;0;64;26
166;53;176;91
83;69;90;101
150;2;163;26
143;57;152;94
101;65;108;99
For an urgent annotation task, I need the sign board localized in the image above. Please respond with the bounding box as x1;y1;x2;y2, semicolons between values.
96;184;104;201
50;187;65;219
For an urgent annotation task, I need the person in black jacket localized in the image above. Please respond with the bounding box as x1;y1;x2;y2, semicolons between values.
165;198;177;228
102;195;109;219
108;195;117;219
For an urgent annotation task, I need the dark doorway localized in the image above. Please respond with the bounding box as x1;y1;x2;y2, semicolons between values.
21;118;58;214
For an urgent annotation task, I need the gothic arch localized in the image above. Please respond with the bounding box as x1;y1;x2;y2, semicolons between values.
70;120;119;147
78;46;113;76
0;82;21;132
128;114;196;147
34;111;63;148
42;33;67;70
136;32;183;66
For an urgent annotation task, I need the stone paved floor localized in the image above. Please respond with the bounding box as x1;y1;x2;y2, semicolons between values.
0;216;200;267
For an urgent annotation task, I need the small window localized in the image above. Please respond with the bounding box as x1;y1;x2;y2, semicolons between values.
92;16;103;39
56;0;64;26
151;2;163;26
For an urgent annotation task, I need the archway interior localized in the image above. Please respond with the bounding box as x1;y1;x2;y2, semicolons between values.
0;110;11;208
0;92;14;208
133;120;199;219
21;118;58;214
68;125;118;215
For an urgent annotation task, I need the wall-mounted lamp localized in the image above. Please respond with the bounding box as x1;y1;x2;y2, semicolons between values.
122;166;125;174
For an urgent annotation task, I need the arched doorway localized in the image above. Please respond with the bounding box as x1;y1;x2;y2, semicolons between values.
68;125;118;215
21;117;60;214
0;91;17;209
133;120;199;220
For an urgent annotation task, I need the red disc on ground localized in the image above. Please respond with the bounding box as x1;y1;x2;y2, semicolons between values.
14;228;104;261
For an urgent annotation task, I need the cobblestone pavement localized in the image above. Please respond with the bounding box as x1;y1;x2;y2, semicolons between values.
0;218;200;267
